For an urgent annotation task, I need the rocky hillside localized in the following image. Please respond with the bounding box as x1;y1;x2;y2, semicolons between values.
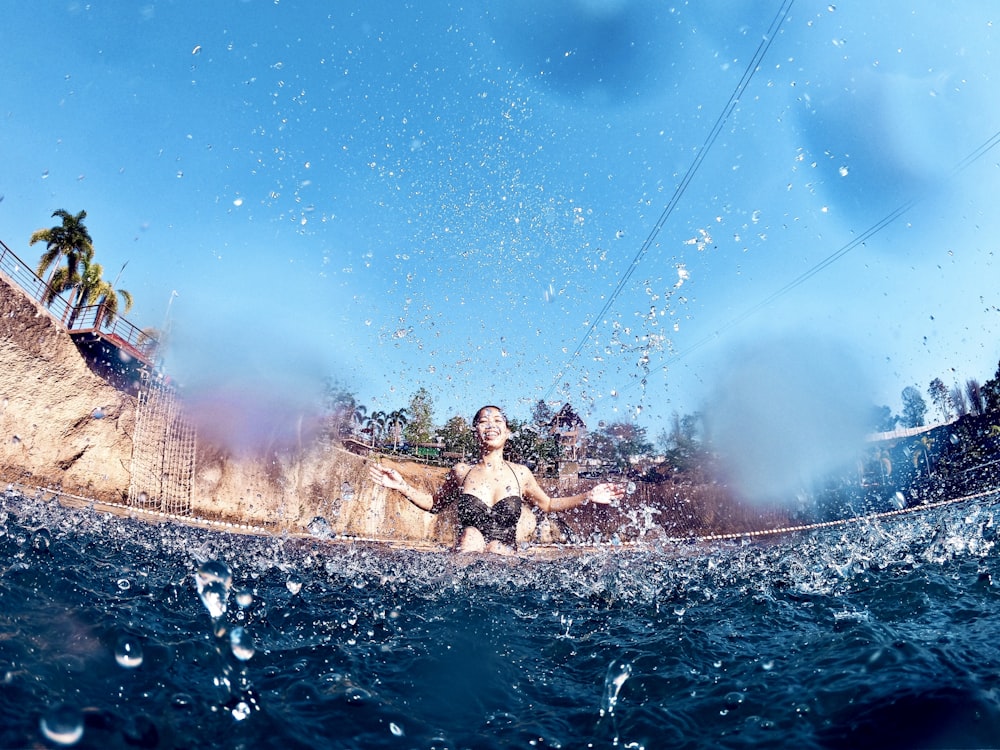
0;273;572;545
0;274;135;502
0;273;451;541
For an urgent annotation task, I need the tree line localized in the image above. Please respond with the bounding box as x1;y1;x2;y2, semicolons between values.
322;356;1000;485
321;383;656;475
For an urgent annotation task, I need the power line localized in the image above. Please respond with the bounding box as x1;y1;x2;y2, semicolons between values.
544;0;796;402
659;127;1000;368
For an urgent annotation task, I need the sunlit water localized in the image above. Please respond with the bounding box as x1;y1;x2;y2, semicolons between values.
3;487;1000;749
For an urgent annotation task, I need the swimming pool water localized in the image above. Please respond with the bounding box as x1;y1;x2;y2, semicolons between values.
2;487;1000;749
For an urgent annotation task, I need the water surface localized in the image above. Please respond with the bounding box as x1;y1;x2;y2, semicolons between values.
3;488;999;749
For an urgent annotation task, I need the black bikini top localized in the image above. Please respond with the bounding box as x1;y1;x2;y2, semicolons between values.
453;462;523;545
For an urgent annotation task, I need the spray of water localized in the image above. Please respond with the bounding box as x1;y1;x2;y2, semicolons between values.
702;334;874;505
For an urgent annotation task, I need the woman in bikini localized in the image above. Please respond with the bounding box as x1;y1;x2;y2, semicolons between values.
368;405;625;554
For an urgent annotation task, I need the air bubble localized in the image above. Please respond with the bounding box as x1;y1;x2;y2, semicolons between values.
230;626;255;661
115;635;144;668
40;703;84;746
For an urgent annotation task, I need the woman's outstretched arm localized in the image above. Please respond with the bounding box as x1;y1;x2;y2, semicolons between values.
368;462;463;512
518;468;625;513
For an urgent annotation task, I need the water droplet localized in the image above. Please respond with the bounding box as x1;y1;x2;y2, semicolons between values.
115;635;144;668
229;626;255;661
389;722;404;737
286;578;302;596
235;588;254;608
31;528;52;553
40;703;84;746
195;560;233;619
600;659;632;717
231;700;252;721
91;407;105;419
116;578;131;590
233;198;244;207
724;691;745;709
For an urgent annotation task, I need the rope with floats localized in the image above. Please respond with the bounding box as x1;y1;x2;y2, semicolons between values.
11;480;997;554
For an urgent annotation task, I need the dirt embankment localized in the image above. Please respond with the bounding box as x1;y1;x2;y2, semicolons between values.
0;273;457;543
0;276;134;502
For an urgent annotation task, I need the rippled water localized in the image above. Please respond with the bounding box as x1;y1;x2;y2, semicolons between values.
3;488;1000;749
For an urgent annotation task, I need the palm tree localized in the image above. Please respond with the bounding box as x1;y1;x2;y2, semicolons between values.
365;410;388;446
387;408;409;450
69;259;134;329
29;209;94;308
351;404;368;436
41;263;82;307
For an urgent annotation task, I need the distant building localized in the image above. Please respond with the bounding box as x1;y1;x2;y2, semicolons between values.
548;403;586;461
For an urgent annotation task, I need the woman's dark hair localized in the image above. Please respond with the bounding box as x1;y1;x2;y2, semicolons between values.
472;405;507;425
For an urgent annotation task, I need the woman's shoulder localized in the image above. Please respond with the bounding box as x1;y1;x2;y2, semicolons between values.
450;462;473;481
505;461;534;480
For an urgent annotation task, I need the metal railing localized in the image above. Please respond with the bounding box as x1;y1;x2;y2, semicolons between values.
0;238;158;364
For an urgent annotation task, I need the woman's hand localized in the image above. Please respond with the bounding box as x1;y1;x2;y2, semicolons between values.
368;463;408;494
587;482;626;505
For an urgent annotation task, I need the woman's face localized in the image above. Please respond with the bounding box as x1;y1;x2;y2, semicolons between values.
473;407;509;449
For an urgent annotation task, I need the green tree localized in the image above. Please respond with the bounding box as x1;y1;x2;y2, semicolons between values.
504;418;561;473
928;377;952;422
30;209;94;307
658;411;705;473
403;387;434;445
437;414;475;457
982;363;1000;417
966;378;985;416
900;386;928;428
530;399;555;431
587;421;653;473
868;404;898;433
364;410;387;444
69;259;133;328
387;408;409;449
322;381;360;439
950;384;968;417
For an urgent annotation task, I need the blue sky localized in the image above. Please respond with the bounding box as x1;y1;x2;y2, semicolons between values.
3;1;999;445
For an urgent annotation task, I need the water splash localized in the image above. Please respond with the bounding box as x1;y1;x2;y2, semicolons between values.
600;659;633;718
194;559;233;620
